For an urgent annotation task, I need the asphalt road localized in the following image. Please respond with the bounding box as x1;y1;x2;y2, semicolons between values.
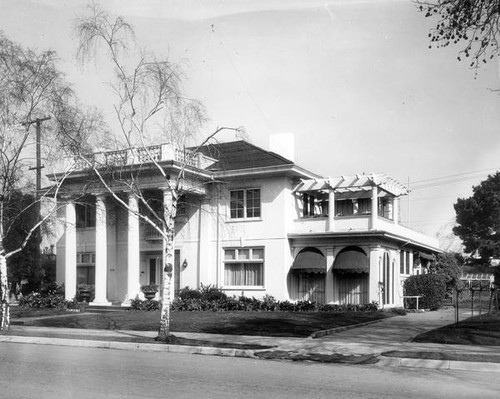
0;343;498;398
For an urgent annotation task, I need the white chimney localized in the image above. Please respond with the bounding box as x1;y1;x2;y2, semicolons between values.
269;133;295;162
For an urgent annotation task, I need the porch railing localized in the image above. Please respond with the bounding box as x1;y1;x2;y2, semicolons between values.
73;143;213;171
144;223;163;240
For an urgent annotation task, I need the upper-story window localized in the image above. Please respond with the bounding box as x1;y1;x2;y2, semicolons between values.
302;193;328;217
230;189;261;219
378;197;393;220
76;203;96;228
335;198;372;217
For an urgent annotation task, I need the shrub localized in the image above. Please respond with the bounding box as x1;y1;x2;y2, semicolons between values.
19;286;67;309
199;284;227;302
130;298;161;311
177;286;202;300
404;274;447;310
140;285;381;313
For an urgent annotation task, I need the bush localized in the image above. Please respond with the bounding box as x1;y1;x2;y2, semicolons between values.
404;274;447;310
137;285;381;313
130;298;161;311
177;286;202;300
19;285;67;309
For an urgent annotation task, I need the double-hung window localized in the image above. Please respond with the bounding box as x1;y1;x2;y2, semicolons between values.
224;248;264;287
229;188;261;219
77;252;95;285
76;203;96;228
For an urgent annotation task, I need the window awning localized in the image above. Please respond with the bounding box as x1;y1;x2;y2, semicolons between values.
291;250;326;274
333;249;369;274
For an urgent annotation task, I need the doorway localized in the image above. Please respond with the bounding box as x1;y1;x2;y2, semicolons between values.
146;250;180;295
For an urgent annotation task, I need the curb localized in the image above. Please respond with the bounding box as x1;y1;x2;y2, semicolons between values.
309;319;383;338
0;335;257;359
378;356;500;373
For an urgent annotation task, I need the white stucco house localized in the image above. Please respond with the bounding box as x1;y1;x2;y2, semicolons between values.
54;138;441;307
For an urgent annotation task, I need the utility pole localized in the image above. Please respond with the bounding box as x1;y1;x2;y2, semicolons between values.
26;116;51;287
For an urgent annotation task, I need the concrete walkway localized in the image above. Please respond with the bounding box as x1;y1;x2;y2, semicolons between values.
2;308;500;373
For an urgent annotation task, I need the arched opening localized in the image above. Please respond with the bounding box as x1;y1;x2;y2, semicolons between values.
288;247;326;303
333;247;369;305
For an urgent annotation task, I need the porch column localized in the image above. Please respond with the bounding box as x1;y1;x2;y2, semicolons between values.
327;190;335;232
370;186;378;230
393;197;399;224
91;195;111;306
368;246;381;305
122;193;141;306
64;200;77;301
325;248;335;303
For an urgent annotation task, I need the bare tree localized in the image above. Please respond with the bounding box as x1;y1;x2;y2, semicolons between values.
0;32;98;330
416;0;500;68
74;4;242;341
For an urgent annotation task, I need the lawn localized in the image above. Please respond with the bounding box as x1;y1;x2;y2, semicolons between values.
412;313;500;345
13;309;393;338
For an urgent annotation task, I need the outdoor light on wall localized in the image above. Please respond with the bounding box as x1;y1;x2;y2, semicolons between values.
182;259;188;270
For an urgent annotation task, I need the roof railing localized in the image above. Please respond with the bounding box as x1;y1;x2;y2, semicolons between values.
73;143;214;171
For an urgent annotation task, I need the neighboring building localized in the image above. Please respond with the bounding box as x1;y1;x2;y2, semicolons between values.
54;140;441;307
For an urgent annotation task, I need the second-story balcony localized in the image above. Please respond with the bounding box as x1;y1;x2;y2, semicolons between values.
74;143;217;172
291;174;441;250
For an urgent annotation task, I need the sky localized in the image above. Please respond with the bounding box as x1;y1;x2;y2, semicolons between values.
1;0;499;247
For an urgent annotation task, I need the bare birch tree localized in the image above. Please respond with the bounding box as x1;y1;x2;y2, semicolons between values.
74;4;242;341
0;32;99;330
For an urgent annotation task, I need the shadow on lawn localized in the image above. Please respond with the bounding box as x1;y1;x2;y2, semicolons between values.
412;313;500;345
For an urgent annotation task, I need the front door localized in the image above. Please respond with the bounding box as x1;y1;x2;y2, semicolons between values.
148;256;162;286
174;249;180;295
148;252;180;295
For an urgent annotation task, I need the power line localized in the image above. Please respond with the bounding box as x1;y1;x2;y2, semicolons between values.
411;168;499;190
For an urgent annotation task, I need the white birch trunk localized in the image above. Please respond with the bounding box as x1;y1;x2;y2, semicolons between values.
157;189;176;341
0;253;10;330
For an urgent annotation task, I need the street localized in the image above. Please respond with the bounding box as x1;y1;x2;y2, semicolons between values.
0;343;498;398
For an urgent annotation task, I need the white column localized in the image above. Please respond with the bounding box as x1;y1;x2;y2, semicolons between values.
393;197;399;224
91;195;111;306
325;248;335;303
370;186;378;230
122;193;141;306
369;246;381;305
64;201;77;301
328;190;335;232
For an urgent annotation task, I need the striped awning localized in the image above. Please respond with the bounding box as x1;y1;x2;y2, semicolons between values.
333;249;369;274
291;249;326;274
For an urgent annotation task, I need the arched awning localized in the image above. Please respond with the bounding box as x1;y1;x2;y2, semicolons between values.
291;248;326;274
333;248;369;274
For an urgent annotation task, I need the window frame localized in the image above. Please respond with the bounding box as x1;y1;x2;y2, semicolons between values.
77;252;96;285
229;188;262;220
223;247;265;289
76;203;96;229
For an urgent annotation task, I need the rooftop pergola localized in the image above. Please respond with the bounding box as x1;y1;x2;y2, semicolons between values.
294;173;409;198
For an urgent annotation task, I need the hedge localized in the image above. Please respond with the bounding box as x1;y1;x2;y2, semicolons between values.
131;285;380;312
404;274;447;310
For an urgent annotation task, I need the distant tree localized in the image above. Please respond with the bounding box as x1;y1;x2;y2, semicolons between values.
3;191;39;293
453;172;500;260
0;32;97;330
416;0;500;68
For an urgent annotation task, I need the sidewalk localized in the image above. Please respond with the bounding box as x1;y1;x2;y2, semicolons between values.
2;308;500;373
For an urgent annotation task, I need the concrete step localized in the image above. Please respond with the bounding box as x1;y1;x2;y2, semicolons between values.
84;304;131;312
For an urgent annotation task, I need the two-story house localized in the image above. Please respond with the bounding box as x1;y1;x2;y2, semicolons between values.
54;139;440;308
